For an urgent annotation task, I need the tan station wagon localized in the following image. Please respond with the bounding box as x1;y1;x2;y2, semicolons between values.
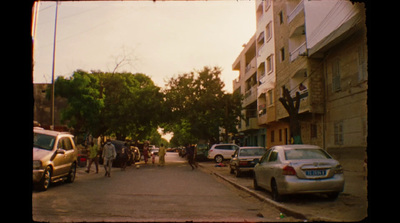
33;128;78;191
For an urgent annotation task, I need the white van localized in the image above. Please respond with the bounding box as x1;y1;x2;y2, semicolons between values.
207;144;239;163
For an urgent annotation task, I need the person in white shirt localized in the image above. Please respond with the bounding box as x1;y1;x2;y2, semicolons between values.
102;139;116;177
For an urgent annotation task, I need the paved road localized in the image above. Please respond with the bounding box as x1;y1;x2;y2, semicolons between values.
200;161;367;222
32;153;299;222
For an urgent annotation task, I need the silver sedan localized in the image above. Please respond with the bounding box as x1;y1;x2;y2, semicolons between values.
229;147;266;177
253;144;344;201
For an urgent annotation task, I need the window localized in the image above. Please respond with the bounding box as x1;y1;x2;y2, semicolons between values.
271;130;275;143
311;124;317;138
57;137;73;151
280;47;285;62
279;129;282;142
334;121;344;145
279;11;284;24
266;22;272;42
358;45;367;82
215;145;231;150
332;58;341;92
268;89;274;105
268;150;278;162
34;133;55;151
265;0;271;11
260;149;272;164
285;149;332;160
266;55;273;73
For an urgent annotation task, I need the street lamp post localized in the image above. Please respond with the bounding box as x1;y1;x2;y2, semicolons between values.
51;1;59;130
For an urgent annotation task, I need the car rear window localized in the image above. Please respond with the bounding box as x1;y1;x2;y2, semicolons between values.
239;148;266;156
284;149;332;160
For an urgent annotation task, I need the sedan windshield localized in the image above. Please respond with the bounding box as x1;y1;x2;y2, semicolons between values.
284;149;332;160
33;133;55;151
239;148;266;156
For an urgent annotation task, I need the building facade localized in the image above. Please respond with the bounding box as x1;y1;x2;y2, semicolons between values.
232;0;367;153
232;35;266;147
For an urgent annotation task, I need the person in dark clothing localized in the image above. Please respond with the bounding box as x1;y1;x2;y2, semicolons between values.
185;144;198;170
120;142;129;171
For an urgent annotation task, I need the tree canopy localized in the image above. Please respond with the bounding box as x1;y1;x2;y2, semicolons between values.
52;66;242;146
163;66;242;146
53;70;164;140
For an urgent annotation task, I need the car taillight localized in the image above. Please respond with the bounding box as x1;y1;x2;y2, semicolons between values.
239;161;249;166
209;149;213;153
282;165;296;175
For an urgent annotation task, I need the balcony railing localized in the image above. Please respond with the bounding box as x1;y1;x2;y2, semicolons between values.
290;42;307;62
288;0;304;23
243;85;258;106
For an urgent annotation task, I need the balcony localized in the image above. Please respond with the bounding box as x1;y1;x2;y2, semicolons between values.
240;117;259;132
290;42;307;62
243;85;258;107
245;57;256;74
288;0;304;23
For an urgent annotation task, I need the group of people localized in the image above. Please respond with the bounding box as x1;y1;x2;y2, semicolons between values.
142;142;166;166
84;139;168;177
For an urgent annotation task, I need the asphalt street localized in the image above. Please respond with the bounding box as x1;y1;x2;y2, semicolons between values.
32;153;299;222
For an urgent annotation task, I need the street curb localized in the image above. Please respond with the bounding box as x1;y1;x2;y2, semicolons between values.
212;172;308;221
198;163;337;222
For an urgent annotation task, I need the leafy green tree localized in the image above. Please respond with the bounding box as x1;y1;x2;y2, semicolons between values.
53;70;104;137
54;70;164;141
164;66;242;145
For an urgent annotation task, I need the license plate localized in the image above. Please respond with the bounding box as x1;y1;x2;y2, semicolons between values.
305;169;326;176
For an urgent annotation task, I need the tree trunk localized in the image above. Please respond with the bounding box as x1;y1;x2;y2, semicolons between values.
279;86;303;144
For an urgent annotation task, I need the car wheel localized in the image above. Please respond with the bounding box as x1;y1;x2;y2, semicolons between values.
229;166;234;174
214;155;223;163
253;177;261;190
271;179;282;201
235;168;241;177
66;163;76;183
39;166;52;191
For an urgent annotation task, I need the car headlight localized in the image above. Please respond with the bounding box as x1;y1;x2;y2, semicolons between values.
33;160;42;169
335;164;344;174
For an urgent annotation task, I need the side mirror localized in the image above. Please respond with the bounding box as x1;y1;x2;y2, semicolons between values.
56;149;66;155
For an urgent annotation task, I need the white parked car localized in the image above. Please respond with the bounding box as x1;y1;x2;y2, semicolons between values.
253;144;345;201
207;144;239;163
229;147;267;177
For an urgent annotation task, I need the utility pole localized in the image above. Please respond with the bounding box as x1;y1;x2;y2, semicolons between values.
51;1;59;130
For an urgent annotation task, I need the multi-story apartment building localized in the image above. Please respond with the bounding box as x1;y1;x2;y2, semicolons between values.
272;0;367;151
232;35;266;147
273;0;325;148
233;0;367;154
305;1;368;153
255;0;292;147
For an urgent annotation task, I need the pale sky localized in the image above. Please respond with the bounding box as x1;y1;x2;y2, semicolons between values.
32;0;256;92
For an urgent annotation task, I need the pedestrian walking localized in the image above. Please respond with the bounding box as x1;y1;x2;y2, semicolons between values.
85;142;99;174
102;139;116;177
120;142;129;171
143;141;150;165
185;143;198;170
158;143;166;167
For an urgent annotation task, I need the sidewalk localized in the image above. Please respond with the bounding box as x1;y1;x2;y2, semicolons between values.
198;160;368;222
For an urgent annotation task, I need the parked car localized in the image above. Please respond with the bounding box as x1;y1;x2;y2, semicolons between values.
195;143;209;161
111;140;136;167
207;144;239;163
229;147;266;177
150;147;159;156
253;144;344;201
33;128;78;191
